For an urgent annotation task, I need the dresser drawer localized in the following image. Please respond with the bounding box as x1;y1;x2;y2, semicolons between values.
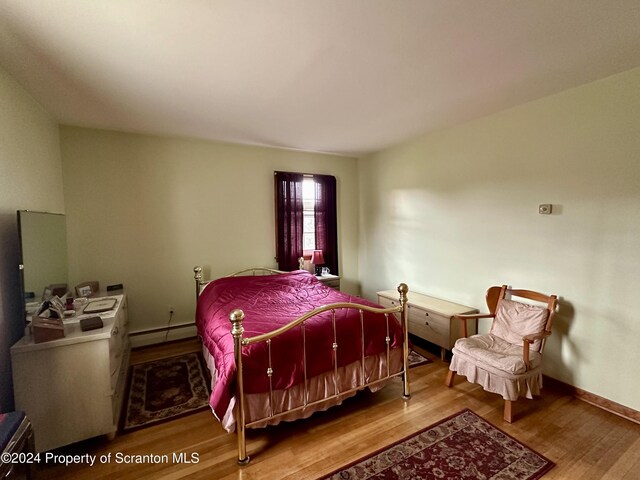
317;275;340;290
324;279;340;289
408;305;448;347
377;295;400;310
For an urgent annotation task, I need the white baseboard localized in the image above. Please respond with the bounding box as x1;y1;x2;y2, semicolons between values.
129;322;198;348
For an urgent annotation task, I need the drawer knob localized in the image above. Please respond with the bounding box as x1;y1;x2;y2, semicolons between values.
425;321;429;326
424;312;429;316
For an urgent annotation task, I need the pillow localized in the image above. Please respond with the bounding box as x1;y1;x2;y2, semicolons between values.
491;299;549;351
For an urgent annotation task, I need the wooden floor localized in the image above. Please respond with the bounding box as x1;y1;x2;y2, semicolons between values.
35;338;640;480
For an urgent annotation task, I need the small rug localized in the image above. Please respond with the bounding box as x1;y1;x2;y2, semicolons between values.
122;352;211;431
320;409;554;479
408;349;431;368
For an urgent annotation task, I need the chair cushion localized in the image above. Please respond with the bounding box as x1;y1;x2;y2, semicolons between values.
452;334;542;375
491;299;548;351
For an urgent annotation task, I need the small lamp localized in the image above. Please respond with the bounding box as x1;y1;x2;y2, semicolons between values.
311;250;325;275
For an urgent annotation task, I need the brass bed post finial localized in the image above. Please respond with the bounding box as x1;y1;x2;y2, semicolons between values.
398;283;408;305
194;266;203;302
230;309;245;338
397;283;411;400
229;309;250;465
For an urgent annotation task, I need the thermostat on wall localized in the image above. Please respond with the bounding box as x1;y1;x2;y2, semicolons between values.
539;204;552;214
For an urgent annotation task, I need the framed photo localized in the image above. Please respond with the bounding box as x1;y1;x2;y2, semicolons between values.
75;281;99;297
41;286;52;301
77;285;92;297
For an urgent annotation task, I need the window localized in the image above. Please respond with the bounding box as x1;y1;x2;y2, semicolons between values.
274;171;338;274
302;176;316;251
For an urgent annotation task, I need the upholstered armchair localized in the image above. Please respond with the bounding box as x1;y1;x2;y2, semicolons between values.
445;285;558;422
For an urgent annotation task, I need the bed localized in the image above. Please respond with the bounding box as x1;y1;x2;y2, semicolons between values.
193;266;410;464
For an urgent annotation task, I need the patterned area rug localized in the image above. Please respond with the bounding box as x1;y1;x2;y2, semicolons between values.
320;409;554;479
408;350;431;368
122;352;210;431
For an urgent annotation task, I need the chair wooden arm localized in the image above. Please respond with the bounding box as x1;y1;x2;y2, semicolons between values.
523;331;552;344
522;331;552;368
453;313;495;338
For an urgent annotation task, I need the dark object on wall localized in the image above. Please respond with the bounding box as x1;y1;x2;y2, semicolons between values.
107;283;124;292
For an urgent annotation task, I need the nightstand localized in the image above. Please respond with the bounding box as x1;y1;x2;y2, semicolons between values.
316;274;340;290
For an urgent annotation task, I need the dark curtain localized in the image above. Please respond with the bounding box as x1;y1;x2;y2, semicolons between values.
274;172;304;271
314;175;339;275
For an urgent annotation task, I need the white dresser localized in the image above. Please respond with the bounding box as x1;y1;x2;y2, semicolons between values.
11;294;130;452
377;290;477;360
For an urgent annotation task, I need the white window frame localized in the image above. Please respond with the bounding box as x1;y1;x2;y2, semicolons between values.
302;176;315;252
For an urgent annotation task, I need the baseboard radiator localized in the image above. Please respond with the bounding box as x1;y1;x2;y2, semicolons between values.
129;322;197;348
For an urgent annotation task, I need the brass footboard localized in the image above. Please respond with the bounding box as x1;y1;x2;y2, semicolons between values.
193;266;409;465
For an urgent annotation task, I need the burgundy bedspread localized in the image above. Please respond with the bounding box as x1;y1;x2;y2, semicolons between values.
196;270;403;422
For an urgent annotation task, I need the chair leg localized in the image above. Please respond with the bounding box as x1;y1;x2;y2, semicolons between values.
504;400;514;423
445;369;456;387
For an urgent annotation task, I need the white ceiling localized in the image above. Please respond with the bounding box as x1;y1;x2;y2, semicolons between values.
1;1;639;156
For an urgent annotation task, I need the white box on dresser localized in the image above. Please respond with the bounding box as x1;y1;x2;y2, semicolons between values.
377;289;477;361
11;294;130;452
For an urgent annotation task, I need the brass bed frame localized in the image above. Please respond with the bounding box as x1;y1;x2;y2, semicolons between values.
193;266;410;464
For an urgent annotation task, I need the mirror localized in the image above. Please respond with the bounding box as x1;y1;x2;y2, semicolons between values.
17;211;69;320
